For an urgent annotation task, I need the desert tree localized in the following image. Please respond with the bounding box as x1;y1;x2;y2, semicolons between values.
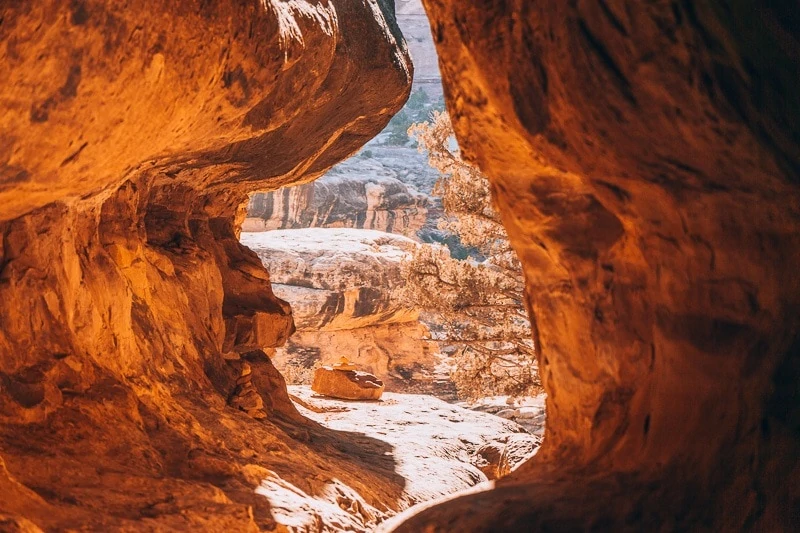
403;111;542;399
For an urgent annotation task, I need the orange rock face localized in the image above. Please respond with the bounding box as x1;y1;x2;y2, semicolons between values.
312;367;385;401
0;1;411;530
391;1;800;531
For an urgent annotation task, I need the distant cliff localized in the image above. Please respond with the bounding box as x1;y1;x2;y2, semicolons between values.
243;172;428;237
396;0;441;96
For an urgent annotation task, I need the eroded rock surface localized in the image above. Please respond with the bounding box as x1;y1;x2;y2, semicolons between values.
312;367;385;401
473;433;541;481
0;1;414;530
244;173;428;238
242;228;419;330
289;385;531;506
242;228;444;394
391;1;800;531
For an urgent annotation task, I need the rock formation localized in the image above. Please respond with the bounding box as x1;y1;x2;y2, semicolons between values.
0;1;416;530
242;0;446;243
390;1;800;531
244;173;428;238
242;228;444;394
395;0;442;97
312;365;385;401
288;384;534;517
3;0;798;530
473;433;542;481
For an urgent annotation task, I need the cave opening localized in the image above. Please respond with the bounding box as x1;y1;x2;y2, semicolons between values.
3;0;798;530
236;0;546;510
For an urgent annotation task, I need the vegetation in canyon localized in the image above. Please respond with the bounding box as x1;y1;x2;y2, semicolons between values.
402;111;542;399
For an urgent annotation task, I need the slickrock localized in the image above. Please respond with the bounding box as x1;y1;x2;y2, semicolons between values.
312;367;385;401
473;434;541;481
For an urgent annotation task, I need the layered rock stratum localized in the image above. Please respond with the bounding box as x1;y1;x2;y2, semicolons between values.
243;0;445;242
0;1;422;530
242;229;443;394
390;1;800;531
243;173;428;237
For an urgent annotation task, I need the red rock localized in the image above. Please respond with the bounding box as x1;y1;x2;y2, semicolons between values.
311;367;385;401
0;0;411;530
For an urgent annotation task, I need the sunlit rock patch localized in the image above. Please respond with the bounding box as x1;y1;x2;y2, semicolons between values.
242;228;445;395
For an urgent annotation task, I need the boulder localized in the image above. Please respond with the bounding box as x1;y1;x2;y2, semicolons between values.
311;367;385;401
472;441;505;480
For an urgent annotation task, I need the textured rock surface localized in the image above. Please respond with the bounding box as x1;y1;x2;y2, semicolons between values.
281;322;444;395
473;433;541;481
243;228;445;394
242;229;419;330
243;0;446;243
312;367;385;401
395;0;441;94
244;173;428;238
392;1;800;531
0;0;413;530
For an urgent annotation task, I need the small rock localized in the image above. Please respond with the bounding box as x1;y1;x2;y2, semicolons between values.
495;408;520;419
472;433;542;480
311;367;384;400
473;441;505;479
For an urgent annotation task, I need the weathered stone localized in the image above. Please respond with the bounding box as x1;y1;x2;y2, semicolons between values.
244;174;428;238
390;1;800;531
497;434;541;478
0;0;412;530
472;442;505;480
242;228;419;331
243;228;445;395
473;434;541;481
232;389;264;412
311;367;385;401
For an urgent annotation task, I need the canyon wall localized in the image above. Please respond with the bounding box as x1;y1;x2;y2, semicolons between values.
392;1;800;531
242;229;443;394
395;0;441;97
0;1;414;530
243;173;428;238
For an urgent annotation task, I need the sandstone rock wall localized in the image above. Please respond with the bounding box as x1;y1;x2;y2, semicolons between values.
243;229;443;394
0;1;414;530
395;0;441;96
392;1;800;531
243;173;428;238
